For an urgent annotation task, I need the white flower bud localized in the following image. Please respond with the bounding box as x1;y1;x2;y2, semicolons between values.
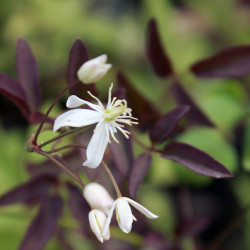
77;54;112;84
89;209;110;243
83;183;114;215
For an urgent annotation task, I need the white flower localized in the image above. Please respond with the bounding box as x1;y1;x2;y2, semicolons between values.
83;183;114;215
102;197;158;235
53;83;138;168
89;209;110;243
77;54;112;83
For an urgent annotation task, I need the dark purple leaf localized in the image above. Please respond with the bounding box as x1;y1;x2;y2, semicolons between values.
161;142;233;178
0;175;56;206
16;39;41;112
175;217;210;236
117;72;160;130
146;19;173;77
19;195;63;250
0;72;29;118
109;128;134;178
129;153;152;199
67;183;90;234
66;39;97;99
191;46;250;78
150;105;190;144
170;81;214;127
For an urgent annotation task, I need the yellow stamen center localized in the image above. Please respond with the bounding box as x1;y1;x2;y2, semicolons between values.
104;101;127;122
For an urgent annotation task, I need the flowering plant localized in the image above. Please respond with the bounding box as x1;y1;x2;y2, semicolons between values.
2;14;248;249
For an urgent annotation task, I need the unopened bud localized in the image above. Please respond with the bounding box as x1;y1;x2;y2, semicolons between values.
83;183;114;215
77;54;112;84
89;209;110;243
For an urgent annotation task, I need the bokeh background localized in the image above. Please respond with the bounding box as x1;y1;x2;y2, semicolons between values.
0;0;250;249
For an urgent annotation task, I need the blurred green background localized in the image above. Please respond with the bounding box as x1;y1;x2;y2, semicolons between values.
0;0;250;249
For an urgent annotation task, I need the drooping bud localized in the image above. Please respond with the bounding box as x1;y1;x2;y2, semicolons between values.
89;209;110;243
83;183;114;215
77;54;112;84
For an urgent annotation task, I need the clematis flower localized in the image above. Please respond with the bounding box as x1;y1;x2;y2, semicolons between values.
102;197;158;235
53;83;138;168
83;182;114;215
77;54;112;83
89;209;110;243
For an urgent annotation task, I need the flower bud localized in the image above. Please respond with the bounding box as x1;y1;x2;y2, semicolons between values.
89;209;110;243
77;54;112;84
83;183;114;215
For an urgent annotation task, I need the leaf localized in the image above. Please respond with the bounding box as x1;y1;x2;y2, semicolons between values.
0;175;56;206
67;183;89;234
0;72;29;118
161;142;233;178
146;19;173;77
170;81;214;127
150;105;190;144
19;195;63;250
175;217;209;236
109;129;134;178
129;153;152;199
190;46;250;78
16;39;41;112
117;72;160;130
66;39;97;99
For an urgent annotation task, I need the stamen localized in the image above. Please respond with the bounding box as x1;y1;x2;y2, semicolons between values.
88;91;105;109
115;125;130;139
107;83;113;108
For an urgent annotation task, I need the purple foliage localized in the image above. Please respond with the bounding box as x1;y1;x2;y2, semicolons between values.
191;46;250;78
161;142;233;178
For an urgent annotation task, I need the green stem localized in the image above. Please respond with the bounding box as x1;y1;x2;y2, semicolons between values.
43;144;86;154
33;79;80;144
39;126;87;148
101;161;122;198
37;150;85;188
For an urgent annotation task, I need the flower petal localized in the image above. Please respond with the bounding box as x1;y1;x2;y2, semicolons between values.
116;198;133;234
66;95;101;112
53;109;101;132
125;198;158;219
83;121;109;168
102;200;116;237
89;210;104;243
89;209;110;243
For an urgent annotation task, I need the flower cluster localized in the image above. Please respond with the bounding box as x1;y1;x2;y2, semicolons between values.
52;55;158;242
83;183;158;242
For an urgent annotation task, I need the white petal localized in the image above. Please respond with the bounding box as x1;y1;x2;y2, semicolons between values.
116;198;133;234
88;54;107;65
53;109;101;132
83;122;109;168
66;95;101;112
89;210;104;243
83;183;114;215
125;198;158;219
102;200;116;237
89;209;110;243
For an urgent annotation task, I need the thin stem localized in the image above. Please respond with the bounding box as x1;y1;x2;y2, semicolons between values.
131;131;150;151
101;161;122;198
39;126;87;148
44;144;86;154
33;79;80;144
37;150;85;188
